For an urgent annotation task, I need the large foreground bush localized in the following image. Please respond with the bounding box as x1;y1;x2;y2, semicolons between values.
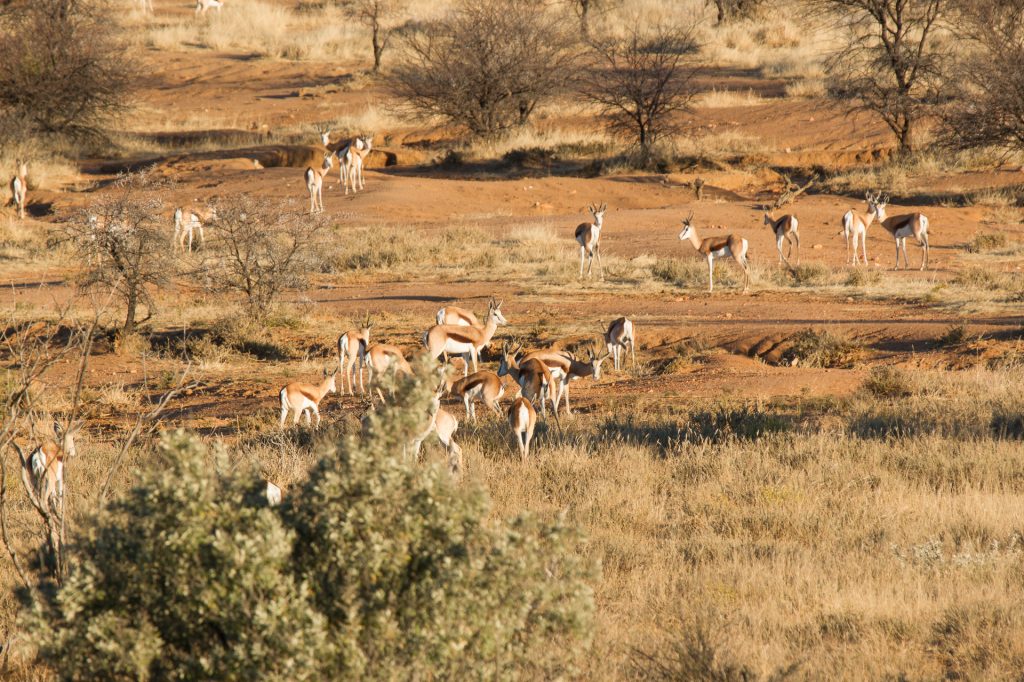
30;359;594;679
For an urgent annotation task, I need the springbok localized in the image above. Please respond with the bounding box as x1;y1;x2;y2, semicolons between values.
266;481;282;506
410;383;463;476
279;370;337;428
604;317;636;371
874;195;930;270
840;191;883;266
424;298;507;376
508;397;537;462
497;342;554;417
523;346;609;415
448;370;505;422
173;206;216;253
762;205;800;266
28;421;79;514
363;344;413;390
678;212;750;292
195;0;222;14
342;136;373;194
305;152;334;214
8;160;27;219
575;202;606;278
337;314;372;395
435;304;481;327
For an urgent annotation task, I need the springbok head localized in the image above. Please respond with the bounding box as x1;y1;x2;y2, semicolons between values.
487;298;507;325
588;202;608;225
678;211;696;241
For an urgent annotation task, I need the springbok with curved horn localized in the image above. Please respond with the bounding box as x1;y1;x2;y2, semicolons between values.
678;212;750;293
305;151;334;214
508;397;537;461
604;317;636;371
840;191;883;266
337;313;372;395
424;298;507;376
575;202;606;279
762;205;800;267
8;160;27;220
875;194;930;270
279;369;337;428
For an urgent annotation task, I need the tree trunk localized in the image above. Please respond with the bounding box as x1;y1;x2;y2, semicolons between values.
899;116;917;154
123;289;137;335
579;0;590;38
372;24;382;72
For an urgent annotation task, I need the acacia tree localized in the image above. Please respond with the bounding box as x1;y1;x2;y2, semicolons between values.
0;0;134;141
936;0;1024;153
580;22;700;154
341;0;409;73
64;171;172;336
814;0;948;153
390;0;578;138
204;196;324;320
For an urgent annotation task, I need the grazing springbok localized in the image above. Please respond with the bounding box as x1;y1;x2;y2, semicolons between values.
279;370;337;428
172;206;216;253
8;160;27;219
265;481;282;506
678;212;750;292
522;345;608;415
762;205;800;266
337;314;373;395
604;317;636;371
363;344;413;392
424;298;507;376
27;421;79;514
840;190;883;266
575;202;606;279
508;397;537;462
497;342;554;417
305;152;334;214
448;370;505;422
874;195;930;270
195;0;223;14
410;384;463;476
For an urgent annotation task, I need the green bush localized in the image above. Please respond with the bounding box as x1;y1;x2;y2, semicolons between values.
32;356;594;679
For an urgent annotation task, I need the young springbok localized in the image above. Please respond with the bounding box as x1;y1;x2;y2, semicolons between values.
575;202;606;279
173;206;217;253
337;314;373;394
762;205;800;267
279;370;337;428
305;152;334;214
508;397;537;461
448;370;505;422
424;298;507;376
604;317;636;371
840;190;883;266
28;421;80;514
874;195;930;270
8;160;27;219
678;213;750;292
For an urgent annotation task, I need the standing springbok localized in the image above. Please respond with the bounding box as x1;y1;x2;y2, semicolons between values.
678;213;750;293
27;421;79;514
410;383;463;476
604;317;636;371
435;303;481;327
575;202;606;279
195;0;223;14
424;298;507;376
342;136;373;195
522;346;608;415
874;195;930;270
508;397;537;462
363;344;413;399
8;160;27;220
840;190;883;266
448;370;505;422
173;206;216;253
337;314;372;394
762;205;800;267
497;342;554;417
279;370;337;428
305;152;334;214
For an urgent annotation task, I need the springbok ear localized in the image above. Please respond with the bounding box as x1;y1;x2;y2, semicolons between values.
53;421;63;437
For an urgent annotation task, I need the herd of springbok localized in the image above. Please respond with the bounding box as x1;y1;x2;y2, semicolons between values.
280;301;637;472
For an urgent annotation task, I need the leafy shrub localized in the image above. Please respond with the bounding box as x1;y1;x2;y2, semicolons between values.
784;328;861;368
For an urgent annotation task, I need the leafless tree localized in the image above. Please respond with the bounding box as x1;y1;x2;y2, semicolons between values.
936;0;1024;154
341;0;409;73
203;196;324;320
580;21;700;153
390;0;579;138
813;0;948;154
60;170;173;336
0;0;135;142
706;0;770;23
565;0;617;36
